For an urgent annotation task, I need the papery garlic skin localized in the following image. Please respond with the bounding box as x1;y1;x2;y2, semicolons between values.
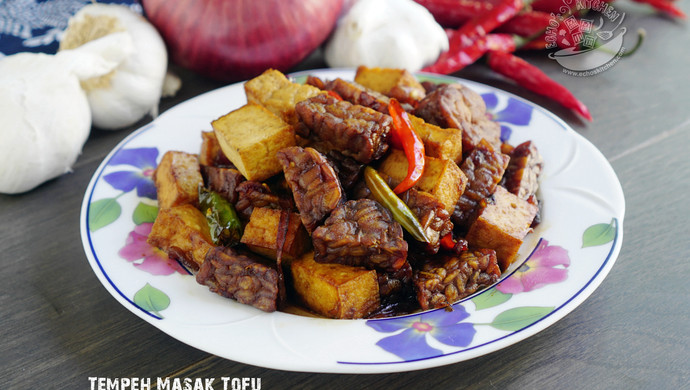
60;4;168;130
0;33;131;194
324;0;449;72
0;53;92;194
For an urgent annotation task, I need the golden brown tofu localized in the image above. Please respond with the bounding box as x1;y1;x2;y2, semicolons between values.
244;69;324;126
465;186;539;270
199;131;231;167
212;103;295;182
408;114;463;163
354;66;426;104
378;149;467;213
154;151;203;209
147;204;214;270
240;207;311;262
290;252;380;319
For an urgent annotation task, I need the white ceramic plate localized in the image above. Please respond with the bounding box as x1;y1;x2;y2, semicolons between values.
80;69;625;373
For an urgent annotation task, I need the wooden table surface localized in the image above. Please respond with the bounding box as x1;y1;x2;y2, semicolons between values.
2;2;688;389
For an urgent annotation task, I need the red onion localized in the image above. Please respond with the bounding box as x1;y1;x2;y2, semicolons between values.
142;0;344;81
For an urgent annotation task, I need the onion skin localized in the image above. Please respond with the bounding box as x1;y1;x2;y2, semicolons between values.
142;0;343;81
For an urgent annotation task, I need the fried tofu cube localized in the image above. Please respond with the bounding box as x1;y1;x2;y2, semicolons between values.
409;114;463;163
378;149;467;213
212;103;295;181
147;204;214;270
154;151;203;209
354;66;426;104
240;207;311;262
290;252;380;319
465;186;539;270
244;69;324;126
199;131;232;167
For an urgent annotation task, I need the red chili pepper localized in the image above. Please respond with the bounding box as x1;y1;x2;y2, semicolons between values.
413;0;496;28
518;34;550;50
486;50;593;121
530;0;581;13
440;233;469;253
496;11;595;50
440;233;457;250
387;99;425;194
630;0;686;18
326;90;343;101
496;10;553;37
423;33;520;74
449;0;526;49
532;0;617;14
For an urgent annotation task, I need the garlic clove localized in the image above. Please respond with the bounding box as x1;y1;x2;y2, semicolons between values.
60;4;168;130
0;53;92;194
325;0;448;72
56;31;134;81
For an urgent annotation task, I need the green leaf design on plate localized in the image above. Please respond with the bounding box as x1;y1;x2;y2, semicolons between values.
133;202;158;225
490;306;554;331
472;288;512;310
133;283;170;318
89;198;122;231
582;218;616;248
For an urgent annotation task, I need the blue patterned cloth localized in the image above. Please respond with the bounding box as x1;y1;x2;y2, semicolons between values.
0;0;141;57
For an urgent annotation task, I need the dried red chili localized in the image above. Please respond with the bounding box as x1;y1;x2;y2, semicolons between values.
439;233;468;254
495;10;553;37
413;0;496;28
450;0;526;49
631;0;686;19
387;98;425;194
424;33;521;74
422;0;529;74
326;90;343;101
486;50;593;121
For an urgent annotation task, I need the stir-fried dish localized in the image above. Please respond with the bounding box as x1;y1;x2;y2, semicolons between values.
147;66;543;319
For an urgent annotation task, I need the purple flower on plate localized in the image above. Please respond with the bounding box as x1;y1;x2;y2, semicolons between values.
482;93;533;142
366;306;476;361
497;239;570;294
119;223;187;276
103;147;159;199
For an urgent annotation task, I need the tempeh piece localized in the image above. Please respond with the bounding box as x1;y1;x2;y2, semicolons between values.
414;249;501;310
414;83;501;155
311;77;392;114
295;94;391;164
277;146;344;233
312;199;409;272
399;188;454;254
503;140;543;200
454;140;510;228
200;165;244;204
197;246;281;312
234;181;293;221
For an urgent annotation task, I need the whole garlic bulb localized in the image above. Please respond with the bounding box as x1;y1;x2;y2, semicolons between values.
0;33;132;194
324;0;449;72
60;4;168;130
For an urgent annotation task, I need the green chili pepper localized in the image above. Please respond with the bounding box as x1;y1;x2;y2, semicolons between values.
364;166;430;243
198;186;243;246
